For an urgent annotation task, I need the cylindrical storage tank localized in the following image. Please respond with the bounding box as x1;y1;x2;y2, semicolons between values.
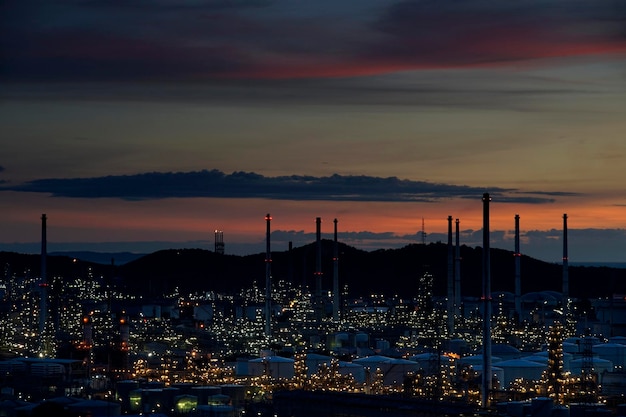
171;382;195;395
174;395;198;413
409;353;450;376
495;359;546;386
191;386;222;405
570;358;613;377
208;394;230;405
0;360;26;374
526;351;573;372
305;353;331;376
570;403;609;417
66;400;121;417
196;404;235;417
564;337;601;355
334;332;349;348
248;356;295;379
552;405;570;417
129;389;142;412
31;362;64;376
446;338;469;355
142;388;165;412
219;385;246;408
354;333;369;348
352;355;393;375
592;343;626;368
161;387;180;410
505;401;527;417
338;361;365;383
610;336;626;345
459;355;502;366
523;355;548;366
531;397;553;417
471;365;504;390
491;344;522;360
382;358;420;386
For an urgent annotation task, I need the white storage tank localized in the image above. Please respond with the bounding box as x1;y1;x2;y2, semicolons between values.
531;397;553;417
305;353;332;376
526;350;573;372
459;354;502;366
338;361;365;383
191;386;221;405
382;358;420;386
471;365;504;389
569;357;613;381
409;353;450;375
592;343;626;368
491;344;522;360
495;359;546;386
504;400;528;417
66;400;122;417
353;355;393;369
248;356;295;379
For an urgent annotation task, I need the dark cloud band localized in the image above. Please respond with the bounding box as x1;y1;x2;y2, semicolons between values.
1;169;560;203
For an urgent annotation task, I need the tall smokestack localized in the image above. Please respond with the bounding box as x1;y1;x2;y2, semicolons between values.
288;241;294;285
481;193;492;408
333;219;339;322
265;214;272;337
39;214;48;352
315;217;323;323
562;213;569;310
455;219;461;318
514;214;522;322
447;215;454;336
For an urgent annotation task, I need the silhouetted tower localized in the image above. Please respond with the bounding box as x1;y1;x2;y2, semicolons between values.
421;217;427;244
265;214;272;337
288;241;294;284
416;270;435;333
514;214;522;322
333;218;340;322
546;320;564;403
481;193;492;408
39;214;49;354
447;215;454;336
562;214;569;310
314;217;323;323
214;230;225;255
119;314;130;373
80;314;93;381
454;219;461;317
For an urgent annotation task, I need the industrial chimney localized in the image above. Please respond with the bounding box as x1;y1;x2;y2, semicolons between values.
265;214;272;337
481;194;492;408
514;214;521;322
315;217;323;324
39;214;48;354
562;213;569;310
455;219;461;317
447;215;454;336
333;218;339;322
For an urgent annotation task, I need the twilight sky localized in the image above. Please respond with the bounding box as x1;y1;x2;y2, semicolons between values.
1;0;626;263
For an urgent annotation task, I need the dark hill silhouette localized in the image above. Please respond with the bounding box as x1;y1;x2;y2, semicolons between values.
2;243;624;299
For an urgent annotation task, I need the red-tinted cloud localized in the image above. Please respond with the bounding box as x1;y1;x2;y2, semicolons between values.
2;0;625;82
